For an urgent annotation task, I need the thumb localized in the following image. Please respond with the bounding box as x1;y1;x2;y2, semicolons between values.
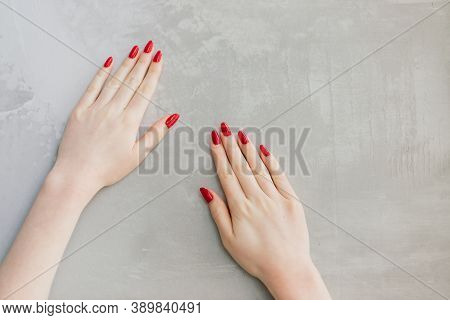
133;113;180;163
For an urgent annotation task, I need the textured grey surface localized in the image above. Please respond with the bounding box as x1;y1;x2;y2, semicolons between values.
0;0;449;299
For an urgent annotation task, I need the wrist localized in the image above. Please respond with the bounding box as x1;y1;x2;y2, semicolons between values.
46;166;101;199
261;259;330;300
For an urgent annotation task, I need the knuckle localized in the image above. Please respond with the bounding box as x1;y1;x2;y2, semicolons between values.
140;82;153;95
86;83;99;94
70;109;83;121
107;78;121;90
122;59;133;69
144;144;154;153
260;197;274;211
141;78;157;94
285;198;300;210
125;75;140;89
121;117;135;130
221;237;232;251
257;172;272;184
103;109;118;121
134;88;146;99
217;168;234;182
95;71;106;80
234;200;250;215
220;233;235;250
91;77;101;86
144;127;164;147
146;70;156;79
136;59;147;67
233;161;245;174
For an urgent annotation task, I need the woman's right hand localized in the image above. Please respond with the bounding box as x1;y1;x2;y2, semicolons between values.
200;123;330;299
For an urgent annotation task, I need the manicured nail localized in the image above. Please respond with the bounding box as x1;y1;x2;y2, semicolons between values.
211;130;221;145
144;40;153;53
260;144;270;157
153;50;162;62
199;187;213;203
129;45;139;58
220;122;231;136
238;130;248;144
165;113;180;128
103;56;113;68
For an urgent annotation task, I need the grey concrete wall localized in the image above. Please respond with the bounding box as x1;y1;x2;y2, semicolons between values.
0;0;449;299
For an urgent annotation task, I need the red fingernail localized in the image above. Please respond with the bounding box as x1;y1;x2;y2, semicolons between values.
199;187;213;203
211;130;221;145
153;50;162;62
165;113;179;128
129;45;139;58
238;130;248;144
260;144;270;157
103;56;113;68
220;122;231;136
144;40;153;53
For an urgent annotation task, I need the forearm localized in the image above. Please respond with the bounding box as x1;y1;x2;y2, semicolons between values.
0;43;166;300
0;169;98;299
262;261;331;300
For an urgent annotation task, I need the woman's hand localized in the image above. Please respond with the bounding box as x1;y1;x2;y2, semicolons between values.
0;41;177;299
200;123;330;300
53;41;178;193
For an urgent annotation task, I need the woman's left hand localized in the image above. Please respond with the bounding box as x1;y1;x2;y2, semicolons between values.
53;41;178;193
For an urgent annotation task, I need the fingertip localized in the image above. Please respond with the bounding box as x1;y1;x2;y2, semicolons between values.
103;56;113;68
199;187;214;203
165;113;180;129
128;45;139;59
211;130;221;146
259;144;271;157
144;40;154;54
153;50;163;63
220;122;232;136
238;130;249;145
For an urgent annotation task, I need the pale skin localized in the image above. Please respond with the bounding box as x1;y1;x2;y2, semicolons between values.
0;41;171;299
0;42;329;300
201;126;330;299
